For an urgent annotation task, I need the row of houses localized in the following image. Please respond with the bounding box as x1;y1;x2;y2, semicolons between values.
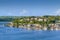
8;22;60;30
20;17;47;22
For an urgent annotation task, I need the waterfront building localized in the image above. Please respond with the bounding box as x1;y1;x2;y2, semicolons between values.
43;27;47;30
34;18;38;20
38;18;43;21
9;22;13;27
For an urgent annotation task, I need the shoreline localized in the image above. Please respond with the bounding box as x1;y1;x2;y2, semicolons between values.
6;24;60;30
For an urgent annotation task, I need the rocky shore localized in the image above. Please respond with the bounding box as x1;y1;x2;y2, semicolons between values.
6;22;60;30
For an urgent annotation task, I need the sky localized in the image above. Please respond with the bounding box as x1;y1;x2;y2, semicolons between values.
0;0;60;16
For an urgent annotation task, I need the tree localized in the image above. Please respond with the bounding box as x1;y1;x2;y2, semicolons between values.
13;18;20;28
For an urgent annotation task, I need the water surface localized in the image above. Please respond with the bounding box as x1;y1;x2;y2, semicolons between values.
0;22;60;40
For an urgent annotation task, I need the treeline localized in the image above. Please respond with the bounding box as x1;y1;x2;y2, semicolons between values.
0;16;60;22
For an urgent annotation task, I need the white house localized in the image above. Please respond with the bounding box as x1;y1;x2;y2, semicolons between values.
38;18;43;21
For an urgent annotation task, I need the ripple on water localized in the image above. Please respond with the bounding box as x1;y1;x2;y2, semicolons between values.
0;27;60;40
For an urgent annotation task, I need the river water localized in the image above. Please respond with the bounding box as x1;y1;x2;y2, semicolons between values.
0;22;60;40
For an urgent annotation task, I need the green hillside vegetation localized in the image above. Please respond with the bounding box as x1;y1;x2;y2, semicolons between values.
11;16;60;28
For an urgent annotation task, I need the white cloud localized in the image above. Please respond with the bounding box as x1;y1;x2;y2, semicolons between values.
49;9;60;15
20;9;28;14
54;9;60;15
7;9;28;16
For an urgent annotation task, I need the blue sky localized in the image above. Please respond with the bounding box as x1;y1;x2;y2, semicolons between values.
0;0;60;16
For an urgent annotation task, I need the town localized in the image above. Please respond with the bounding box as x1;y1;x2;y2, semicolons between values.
4;16;60;30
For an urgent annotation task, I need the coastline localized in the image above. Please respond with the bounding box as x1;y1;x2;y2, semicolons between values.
6;22;60;30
